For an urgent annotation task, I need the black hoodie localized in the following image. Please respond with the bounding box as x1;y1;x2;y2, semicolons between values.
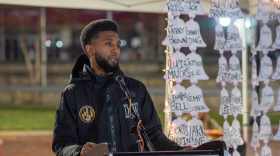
52;54;182;156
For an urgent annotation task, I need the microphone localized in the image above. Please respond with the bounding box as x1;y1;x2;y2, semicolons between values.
115;75;131;99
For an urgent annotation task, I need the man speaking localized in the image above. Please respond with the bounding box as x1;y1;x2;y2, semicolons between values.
52;19;183;156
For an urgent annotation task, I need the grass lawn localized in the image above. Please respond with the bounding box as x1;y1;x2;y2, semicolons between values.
0;105;279;130
0;105;56;130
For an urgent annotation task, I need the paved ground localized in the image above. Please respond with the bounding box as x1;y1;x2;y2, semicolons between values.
0;129;279;156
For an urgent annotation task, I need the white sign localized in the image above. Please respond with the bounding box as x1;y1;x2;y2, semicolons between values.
231;118;244;148
261;144;272;156
251;121;260;148
185;0;206;18
230;87;243;118
208;0;225;22
214;23;227;55
273;120;280;140
186;84;210;117
252;58;259;87
224;0;244;22
274;87;280;111
272;56;280;80
168;117;193;146
272;26;280;49
259;85;274;114
259;114;272;143
162;17;190;50
185;19;207;51
227;55;243;86
220;88;231;118
163;0;190;16
256;25;274;54
223;120;232;147
164;51;192;83
216;55;228;86
185;52;209;83
225;23;245;54
187;118;209;147
255;0;272;24
164;84;193;116
257;55;273;84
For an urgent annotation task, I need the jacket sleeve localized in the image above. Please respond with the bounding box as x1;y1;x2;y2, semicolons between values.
141;86;183;151
52;86;83;156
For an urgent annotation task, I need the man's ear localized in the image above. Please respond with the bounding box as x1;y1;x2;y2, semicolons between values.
85;45;95;57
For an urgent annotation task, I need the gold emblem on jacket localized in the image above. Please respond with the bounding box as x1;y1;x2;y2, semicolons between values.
79;105;95;123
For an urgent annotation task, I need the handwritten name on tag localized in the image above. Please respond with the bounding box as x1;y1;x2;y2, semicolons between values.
163;0;190;16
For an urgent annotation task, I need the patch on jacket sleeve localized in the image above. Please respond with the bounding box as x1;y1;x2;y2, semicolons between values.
79;105;95;123
123;102;139;118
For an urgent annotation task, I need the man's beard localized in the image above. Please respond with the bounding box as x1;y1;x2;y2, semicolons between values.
95;52;120;73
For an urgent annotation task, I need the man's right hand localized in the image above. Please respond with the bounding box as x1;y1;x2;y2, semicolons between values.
80;142;96;156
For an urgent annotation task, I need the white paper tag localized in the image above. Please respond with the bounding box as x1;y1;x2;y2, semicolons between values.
227;55;243;85
251;58;259;87
272;56;280;80
251;121;260;148
272;26;280;49
223;120;232;147
220;88;231;118
231;118;244;147
273;120;280;140
256;25;274;53
224;0;244;22
257;55;273;84
164;84;193;116
164;51;192;83
259;114;272;143
259;85;274;114
162;17;190;50
261;144;272;156
185;52;209;83
255;151;260;156
185;0;206;18
187;118;209;147
216;56;228;87
251;29;257;55
255;0;272;24
168;117;193;146
225;23;245;54
163;0;190;16
230;87;243;118
250;89;261;119
274;87;280;111
208;0;225;22
185;19;207;51
272;0;280;23
232;150;241;156
214;23;227;55
186;84;210;117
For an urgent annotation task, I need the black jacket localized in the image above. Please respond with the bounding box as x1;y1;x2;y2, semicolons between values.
52;54;182;156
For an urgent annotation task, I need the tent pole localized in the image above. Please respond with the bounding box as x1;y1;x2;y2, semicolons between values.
164;12;173;135
241;18;249;144
41;7;47;87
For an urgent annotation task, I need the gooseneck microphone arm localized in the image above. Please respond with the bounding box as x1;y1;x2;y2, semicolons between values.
115;76;156;152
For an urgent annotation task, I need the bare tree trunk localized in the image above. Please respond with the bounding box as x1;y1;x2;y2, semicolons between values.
19;9;35;85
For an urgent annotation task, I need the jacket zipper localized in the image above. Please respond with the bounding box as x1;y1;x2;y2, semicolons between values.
107;86;117;152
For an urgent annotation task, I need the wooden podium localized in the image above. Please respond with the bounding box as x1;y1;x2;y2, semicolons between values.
85;141;227;156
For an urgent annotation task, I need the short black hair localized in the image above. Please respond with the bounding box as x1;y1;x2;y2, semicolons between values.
80;19;119;54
